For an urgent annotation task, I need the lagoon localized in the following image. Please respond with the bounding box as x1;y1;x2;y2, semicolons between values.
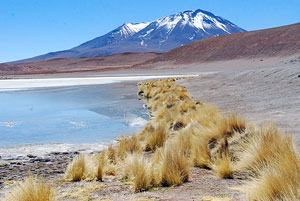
0;82;147;148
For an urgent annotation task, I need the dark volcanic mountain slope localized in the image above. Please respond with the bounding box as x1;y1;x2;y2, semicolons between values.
141;23;300;65
15;9;245;63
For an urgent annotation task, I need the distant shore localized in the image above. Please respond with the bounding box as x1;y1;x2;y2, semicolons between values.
0;74;199;91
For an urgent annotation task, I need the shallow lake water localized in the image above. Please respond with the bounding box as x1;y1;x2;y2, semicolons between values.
0;82;147;147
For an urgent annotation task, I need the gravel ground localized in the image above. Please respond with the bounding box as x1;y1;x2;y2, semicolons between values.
179;65;300;138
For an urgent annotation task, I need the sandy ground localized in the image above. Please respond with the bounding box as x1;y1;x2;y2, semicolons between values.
0;155;247;201
53;167;246;201
1;58;299;200
178;64;300;138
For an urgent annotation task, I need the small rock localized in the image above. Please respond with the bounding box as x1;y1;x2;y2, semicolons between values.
27;154;37;158
32;158;51;163
51;152;61;155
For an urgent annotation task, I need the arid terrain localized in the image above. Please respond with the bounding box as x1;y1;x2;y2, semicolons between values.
1;21;300;201
179;65;300;137
1;62;300;200
0;52;160;75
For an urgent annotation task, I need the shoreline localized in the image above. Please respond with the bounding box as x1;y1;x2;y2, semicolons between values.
0;74;200;91
0;142;110;160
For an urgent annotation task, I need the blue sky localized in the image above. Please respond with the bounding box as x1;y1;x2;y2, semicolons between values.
1;0;300;63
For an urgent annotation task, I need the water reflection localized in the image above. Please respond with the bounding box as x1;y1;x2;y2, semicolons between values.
0;83;146;147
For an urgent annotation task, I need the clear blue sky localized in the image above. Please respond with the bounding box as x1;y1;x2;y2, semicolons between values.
1;0;300;63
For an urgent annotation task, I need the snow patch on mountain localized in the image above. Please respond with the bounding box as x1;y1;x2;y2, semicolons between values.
119;23;150;38
157;15;182;30
125;22;150;34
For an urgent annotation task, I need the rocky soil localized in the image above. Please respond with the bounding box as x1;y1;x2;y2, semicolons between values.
0;152;80;186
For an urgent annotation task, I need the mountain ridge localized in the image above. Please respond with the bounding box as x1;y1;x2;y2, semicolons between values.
138;22;300;66
14;9;245;63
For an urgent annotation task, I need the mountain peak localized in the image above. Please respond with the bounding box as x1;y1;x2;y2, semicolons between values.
153;9;238;34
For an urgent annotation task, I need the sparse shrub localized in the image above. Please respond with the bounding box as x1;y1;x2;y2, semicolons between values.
151;147;164;164
234;124;292;173
93;152;106;181
149;163;162;187
235;124;300;200
213;152;232;179
123;153;151;192
104;163;117;176
117;135;141;159
4;176;55;201
191;136;211;169
107;145;117;164
65;154;86;181
161;142;189;186
173;130;193;157
240;162;300;201
145;123;167;151
96;162;103;181
210;137;233;179
134;162;150;192
193;103;222;127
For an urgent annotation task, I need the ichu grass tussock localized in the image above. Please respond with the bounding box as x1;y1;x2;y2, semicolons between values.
123;153;151;192
161;141;189;186
233;124;300;200
145;122;167;151
65;154;87;181
117;135;142;159
4;176;55;201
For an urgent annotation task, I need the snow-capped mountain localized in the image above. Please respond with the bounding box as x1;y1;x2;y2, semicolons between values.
126;9;245;52
18;9;246;62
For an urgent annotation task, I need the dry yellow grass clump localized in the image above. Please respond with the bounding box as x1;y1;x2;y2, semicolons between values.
65;154;87;181
161;142;189;186
4;176;55;201
234;124;300;200
145;122;167;151
64;153;106;182
117;134;142;159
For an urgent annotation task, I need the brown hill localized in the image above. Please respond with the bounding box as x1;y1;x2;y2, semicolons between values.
141;23;300;65
0;52;160;75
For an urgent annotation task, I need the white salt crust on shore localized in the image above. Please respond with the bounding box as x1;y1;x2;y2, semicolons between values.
0;74;200;91
0;142;111;160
